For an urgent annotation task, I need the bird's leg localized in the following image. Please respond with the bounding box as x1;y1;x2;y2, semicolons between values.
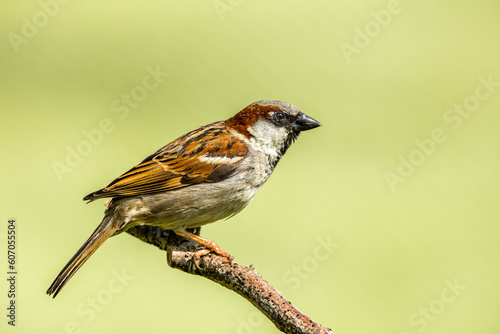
172;228;234;262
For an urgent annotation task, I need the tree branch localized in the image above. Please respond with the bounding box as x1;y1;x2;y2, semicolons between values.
126;225;332;334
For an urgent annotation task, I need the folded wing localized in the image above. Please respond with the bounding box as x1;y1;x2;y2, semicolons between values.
83;122;248;201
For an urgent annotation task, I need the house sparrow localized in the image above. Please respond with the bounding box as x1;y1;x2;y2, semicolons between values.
47;100;321;297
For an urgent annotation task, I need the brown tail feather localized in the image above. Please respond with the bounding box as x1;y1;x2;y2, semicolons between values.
47;216;119;298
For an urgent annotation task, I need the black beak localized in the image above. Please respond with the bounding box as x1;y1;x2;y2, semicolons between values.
294;112;322;131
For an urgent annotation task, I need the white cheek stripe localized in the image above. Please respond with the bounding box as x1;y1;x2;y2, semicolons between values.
198;154;243;164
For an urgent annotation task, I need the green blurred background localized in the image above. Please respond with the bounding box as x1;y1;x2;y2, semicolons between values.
1;1;499;333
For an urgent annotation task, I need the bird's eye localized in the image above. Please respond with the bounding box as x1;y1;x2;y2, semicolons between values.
274;111;285;121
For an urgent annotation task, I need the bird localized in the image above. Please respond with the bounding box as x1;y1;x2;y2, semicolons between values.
46;100;321;297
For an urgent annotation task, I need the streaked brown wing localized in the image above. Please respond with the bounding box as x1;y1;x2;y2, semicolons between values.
83;122;248;201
